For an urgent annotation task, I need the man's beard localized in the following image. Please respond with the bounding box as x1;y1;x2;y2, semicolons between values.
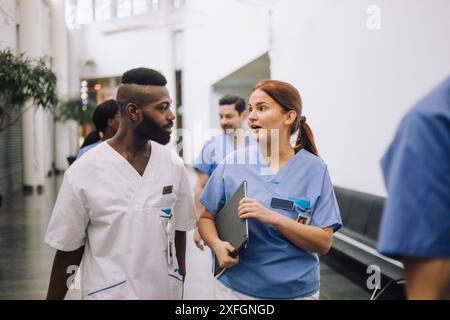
222;125;234;134
135;113;173;145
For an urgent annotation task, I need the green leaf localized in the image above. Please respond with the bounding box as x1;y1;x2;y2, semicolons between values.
0;48;58;132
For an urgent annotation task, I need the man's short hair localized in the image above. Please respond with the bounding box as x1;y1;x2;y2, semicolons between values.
117;68;168;112
121;68;167;86
93;99;119;133
219;95;246;114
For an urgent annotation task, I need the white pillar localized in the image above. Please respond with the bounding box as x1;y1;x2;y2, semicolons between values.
159;1;177;148
19;0;46;189
67;28;83;157
51;0;72;171
160;0;176;102
67;120;80;157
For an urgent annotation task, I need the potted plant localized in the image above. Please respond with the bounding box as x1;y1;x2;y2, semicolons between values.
53;98;96;165
0;48;58;207
0;48;58;131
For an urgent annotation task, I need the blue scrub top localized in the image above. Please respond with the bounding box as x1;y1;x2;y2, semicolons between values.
377;76;450;258
76;140;102;160
193;133;255;176
200;145;342;299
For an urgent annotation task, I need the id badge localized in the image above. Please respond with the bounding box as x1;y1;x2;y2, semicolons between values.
270;198;295;211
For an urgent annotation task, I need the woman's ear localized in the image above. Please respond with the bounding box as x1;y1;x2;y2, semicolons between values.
284;110;297;126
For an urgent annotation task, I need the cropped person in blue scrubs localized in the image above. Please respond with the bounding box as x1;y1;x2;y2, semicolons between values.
198;80;342;299
377;75;450;299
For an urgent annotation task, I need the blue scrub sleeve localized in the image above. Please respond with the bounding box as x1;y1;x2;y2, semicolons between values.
192;140;215;176
199;163;226;215
377;111;450;258
76;146;89;160
311;167;342;232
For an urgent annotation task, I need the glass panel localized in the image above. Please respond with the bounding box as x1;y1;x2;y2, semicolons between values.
65;0;78;29
172;0;185;9
151;0;159;11
76;0;94;24
95;0;112;21
133;0;148;15
117;0;132;17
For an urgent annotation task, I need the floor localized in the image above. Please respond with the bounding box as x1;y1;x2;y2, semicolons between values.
0;171;369;300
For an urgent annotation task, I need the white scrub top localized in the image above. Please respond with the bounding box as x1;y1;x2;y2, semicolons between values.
45;141;196;299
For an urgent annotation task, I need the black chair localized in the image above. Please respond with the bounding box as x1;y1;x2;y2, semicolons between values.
323;186;405;299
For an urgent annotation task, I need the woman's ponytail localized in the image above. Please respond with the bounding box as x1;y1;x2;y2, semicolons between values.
294;116;319;156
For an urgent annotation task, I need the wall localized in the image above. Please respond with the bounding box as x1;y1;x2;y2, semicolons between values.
74;6;179;123
269;0;450;196
183;0;271;161
75;13;178;147
65;0;450;196
74;0;271;161
79;22;170;79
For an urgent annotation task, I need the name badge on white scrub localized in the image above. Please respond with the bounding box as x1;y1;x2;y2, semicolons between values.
162;185;173;195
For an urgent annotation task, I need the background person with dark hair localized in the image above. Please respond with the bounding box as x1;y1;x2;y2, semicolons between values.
192;95;253;250
45;67;196;300
76;99;120;159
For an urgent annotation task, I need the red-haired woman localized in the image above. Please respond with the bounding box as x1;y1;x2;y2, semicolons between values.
199;80;342;299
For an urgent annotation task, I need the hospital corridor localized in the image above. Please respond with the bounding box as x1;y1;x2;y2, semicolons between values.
0;170;371;300
1;0;449;303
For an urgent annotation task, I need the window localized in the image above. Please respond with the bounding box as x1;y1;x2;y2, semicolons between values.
76;0;94;24
172;0;185;9
150;0;160;11
65;0;160;28
116;0;132;18
65;0;79;29
95;0;112;21
133;0;148;15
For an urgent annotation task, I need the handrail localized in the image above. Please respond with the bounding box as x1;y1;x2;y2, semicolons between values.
334;231;404;269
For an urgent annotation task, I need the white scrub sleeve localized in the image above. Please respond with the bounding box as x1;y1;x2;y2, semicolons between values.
172;165;197;232
44;173;90;251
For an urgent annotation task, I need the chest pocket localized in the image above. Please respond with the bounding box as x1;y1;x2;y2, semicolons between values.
152;193;177;257
146;191;177;209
